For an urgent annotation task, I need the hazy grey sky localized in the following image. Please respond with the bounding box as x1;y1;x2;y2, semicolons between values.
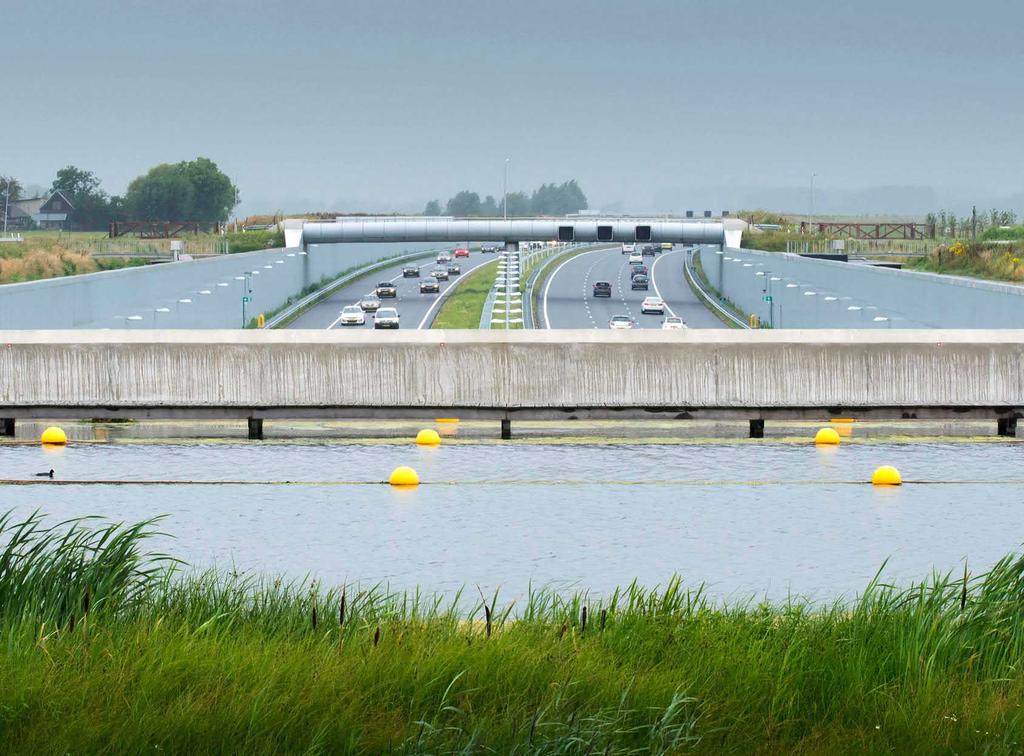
6;0;1022;217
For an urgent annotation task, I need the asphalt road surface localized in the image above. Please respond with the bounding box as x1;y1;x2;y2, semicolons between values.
286;250;494;329
541;246;725;329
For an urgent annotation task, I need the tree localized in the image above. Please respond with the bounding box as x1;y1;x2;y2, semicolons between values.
1;175;22;203
479;195;499;216
50;165;113;230
123;157;238;223
51;166;101;199
501;192;532;217
423;199;442;216
445;191;481;217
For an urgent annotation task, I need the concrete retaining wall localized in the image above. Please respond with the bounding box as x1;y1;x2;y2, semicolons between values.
1;330;1022;417
700;247;1024;329
0;241;434;330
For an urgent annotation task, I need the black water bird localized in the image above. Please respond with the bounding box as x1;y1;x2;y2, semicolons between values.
35;469;54;478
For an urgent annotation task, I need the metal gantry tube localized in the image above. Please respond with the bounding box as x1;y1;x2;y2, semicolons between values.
300;218;726;246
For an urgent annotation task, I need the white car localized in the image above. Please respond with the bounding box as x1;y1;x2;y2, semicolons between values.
628;252;643;264
338;305;365;326
608;315;635;330
373;307;400;329
436;253;451;264
662;316;687;329
641;296;666;314
621;243;636;255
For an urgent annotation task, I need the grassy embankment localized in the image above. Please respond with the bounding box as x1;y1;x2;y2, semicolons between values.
430;259;499;328
905;235;1024;284
0;229;285;285
4;511;1024;752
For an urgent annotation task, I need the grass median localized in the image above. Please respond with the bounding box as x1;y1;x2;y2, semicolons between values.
4;510;1024;752
431;259;499;329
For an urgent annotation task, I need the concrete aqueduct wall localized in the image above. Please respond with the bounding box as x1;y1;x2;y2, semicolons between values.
0;242;435;330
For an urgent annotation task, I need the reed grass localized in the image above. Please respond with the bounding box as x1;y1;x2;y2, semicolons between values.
2;510;1024;753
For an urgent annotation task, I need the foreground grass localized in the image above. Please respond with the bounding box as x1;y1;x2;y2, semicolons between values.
3;512;1024;753
907;240;1024;284
431;259;498;329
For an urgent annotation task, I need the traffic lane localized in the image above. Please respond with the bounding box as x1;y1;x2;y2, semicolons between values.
648;248;727;329
287;252;492;329
541;247;617;328
584;247;666;329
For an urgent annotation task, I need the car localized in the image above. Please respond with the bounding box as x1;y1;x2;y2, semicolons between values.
641;296;666;314
447;263;462;275
480;243;499;254
628;252;643;264
631;274;649;290
621;243;636;255
630;264;649;276
660;242;673;251
662;316;686;329
419;279;440;293
453;247;470;258
358;295;381;312
609;315;635;329
436;253;451;264
402;266;420;278
642;244;657;256
431;268;449;281
593;281;612;297
373;307;400;329
337;304;365;326
375;281;397;298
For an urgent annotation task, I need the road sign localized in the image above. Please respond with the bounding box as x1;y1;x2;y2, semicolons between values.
763;295;773;303
242;296;252;303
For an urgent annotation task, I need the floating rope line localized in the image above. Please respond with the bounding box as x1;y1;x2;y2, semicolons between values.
2;478;1024;487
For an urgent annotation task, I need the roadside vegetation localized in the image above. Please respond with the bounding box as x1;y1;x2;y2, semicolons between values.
431;259;499;328
4;510;1024;752
906;238;1024;283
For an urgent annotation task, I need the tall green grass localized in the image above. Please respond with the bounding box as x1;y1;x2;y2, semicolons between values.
3;510;1024;752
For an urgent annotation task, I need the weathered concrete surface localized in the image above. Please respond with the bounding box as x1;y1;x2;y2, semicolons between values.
1;330;1022;419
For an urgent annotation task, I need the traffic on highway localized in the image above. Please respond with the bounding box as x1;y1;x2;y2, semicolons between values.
286;245;491;330
541;244;726;329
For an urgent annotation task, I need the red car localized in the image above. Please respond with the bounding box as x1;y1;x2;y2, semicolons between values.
453;247;470;258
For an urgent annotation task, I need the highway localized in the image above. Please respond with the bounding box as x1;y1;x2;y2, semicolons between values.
541;245;725;329
286;249;494;329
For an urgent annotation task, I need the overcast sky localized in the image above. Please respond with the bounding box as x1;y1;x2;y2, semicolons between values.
6;0;1022;217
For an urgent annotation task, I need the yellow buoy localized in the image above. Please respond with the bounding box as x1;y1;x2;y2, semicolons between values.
835;425;853;437
814;427;841;445
389;466;420;486
872;466;902;486
830;418;855;424
415;429;441;446
435;418;460;424
41;426;68;446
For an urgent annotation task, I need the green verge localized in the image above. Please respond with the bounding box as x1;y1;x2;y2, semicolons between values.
430;259;499;329
4;511;1024;752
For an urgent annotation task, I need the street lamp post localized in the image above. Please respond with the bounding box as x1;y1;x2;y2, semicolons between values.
2;179;11;234
503;158;510;219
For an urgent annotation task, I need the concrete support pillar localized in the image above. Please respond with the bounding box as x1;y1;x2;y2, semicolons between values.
749;419;765;438
500;419;512;440
0;418;14;437
248;418;264;440
997;417;1018;437
505;241;519;253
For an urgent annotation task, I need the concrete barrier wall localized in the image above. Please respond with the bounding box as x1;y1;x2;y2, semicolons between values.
699;247;1024;329
0;241;435;330
2;330;1022;414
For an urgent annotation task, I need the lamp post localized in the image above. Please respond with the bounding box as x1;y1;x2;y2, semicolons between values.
503;157;510;219
2;178;11;234
235;274;253;327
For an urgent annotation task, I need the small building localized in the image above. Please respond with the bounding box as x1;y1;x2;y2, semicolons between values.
4;190;75;230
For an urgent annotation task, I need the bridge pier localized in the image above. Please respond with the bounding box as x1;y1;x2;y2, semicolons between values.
749;419;765;439
500;419;512;440
248;418;264;440
997;417;1018;437
0;418;14;437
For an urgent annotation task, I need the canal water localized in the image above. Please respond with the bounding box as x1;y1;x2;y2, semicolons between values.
1;427;1022;604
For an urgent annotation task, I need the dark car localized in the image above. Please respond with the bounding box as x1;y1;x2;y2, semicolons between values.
630;264;649;276
642;244;657;256
631;274;649;290
402;266;420;278
593;281;612;297
375;281;397;298
419;279;440;293
447;263;462;275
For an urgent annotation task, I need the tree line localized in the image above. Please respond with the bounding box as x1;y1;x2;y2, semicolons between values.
926;208;1019;238
424;180;588;217
1;157;239;231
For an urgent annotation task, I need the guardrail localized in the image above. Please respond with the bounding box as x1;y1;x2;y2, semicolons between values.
684;249;750;329
264;248;441;329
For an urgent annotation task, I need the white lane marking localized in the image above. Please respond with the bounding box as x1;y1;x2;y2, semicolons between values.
416;257;487;330
581;255;605;329
542;246;617;329
649;250;681;320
